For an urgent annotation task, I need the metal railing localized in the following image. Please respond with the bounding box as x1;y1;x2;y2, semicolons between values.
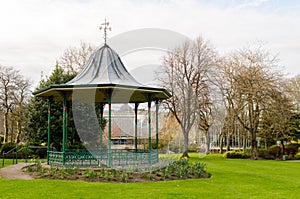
48;149;159;167
1;145;50;167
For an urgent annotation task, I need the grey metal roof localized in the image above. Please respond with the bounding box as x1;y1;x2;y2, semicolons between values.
33;44;171;103
66;44;141;86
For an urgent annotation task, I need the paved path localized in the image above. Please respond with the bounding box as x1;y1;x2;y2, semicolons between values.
0;163;34;180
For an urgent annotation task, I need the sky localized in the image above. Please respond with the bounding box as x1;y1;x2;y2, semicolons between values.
1;0;300;88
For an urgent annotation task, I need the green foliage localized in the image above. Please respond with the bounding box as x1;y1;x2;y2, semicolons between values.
24;65;81;150
295;148;300;159
287;113;300;140
223;150;248;159
258;148;274;159
120;172;127;182
0;142;17;154
285;143;299;157
268;145;280;158
188;147;197;153
85;169;95;179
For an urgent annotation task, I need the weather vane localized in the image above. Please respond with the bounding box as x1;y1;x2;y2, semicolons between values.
99;19;111;45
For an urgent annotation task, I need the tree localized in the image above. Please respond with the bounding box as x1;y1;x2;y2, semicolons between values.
197;83;213;154
260;88;295;154
0;65;30;143
25;65;77;150
12;78;31;142
57;41;95;74
216;45;283;159
159;37;215;157
287;75;300;112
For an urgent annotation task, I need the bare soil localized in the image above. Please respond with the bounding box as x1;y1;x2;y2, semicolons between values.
25;164;211;183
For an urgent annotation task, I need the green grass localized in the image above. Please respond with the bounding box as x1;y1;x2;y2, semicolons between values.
0;159;26;168
1;154;300;198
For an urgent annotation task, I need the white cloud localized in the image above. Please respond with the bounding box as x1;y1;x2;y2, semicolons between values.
0;0;299;87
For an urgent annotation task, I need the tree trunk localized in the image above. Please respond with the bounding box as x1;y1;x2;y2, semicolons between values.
251;131;259;159
15;120;21;143
10;119;14;142
226;134;231;152
219;133;224;154
242;134;246;152
205;132;210;155
264;137;267;150
181;133;190;158
280;140;285;158
3;111;9;143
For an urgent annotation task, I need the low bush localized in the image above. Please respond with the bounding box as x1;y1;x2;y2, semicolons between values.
258;148;274;159
295;152;300;160
285;143;299;158
223;151;248;159
0;142;17;154
26;158;209;182
268;145;280;158
188;148;197;153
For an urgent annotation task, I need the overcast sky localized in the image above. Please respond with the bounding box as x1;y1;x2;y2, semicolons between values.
1;0;300;87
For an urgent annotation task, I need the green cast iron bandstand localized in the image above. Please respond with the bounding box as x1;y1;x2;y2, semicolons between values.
33;41;171;168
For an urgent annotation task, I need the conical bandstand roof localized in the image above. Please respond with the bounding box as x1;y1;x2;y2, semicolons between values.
33;44;171;103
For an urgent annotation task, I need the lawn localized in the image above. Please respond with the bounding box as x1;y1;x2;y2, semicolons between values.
0;154;299;199
0;159;26;168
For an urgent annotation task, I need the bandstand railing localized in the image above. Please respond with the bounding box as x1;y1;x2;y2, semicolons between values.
48;149;158;167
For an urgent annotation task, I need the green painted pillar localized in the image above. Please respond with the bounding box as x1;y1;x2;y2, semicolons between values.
108;91;112;167
155;99;159;150
62;93;67;153
99;103;105;151
134;103;139;152
47;97;52;165
148;95;152;151
65;101;68;150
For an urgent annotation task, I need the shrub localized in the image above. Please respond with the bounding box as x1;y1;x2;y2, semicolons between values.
22;142;48;159
0;142;17;154
285;143;299;158
35;148;47;159
223;151;248;159
188;148;197;153
268;145;280;158
295;151;300;160
258;148;274;159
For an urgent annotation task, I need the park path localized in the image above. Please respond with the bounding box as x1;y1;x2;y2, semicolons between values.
0;163;34;180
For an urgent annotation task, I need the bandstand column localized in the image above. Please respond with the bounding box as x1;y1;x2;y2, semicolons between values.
155;99;159;150
62;93;67;153
134;103;139;152
148;95;152;151
47;97;52;165
99;103;104;151
108;90;112;167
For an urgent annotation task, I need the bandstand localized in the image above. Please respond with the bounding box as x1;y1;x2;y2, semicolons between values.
33;23;171;168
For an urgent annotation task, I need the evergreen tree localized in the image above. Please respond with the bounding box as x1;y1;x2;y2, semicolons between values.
24;65;80;150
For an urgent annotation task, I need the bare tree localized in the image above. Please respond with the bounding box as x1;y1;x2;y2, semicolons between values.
57;41;95;73
287;75;300;112
0;65;20;142
12;79;31;142
197;83;213;154
216;45;283;159
0;65;31;143
159;37;215;157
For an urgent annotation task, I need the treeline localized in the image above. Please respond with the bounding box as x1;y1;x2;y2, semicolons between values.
0;39;300;160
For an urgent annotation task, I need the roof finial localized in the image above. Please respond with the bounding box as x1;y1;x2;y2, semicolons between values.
99;19;111;45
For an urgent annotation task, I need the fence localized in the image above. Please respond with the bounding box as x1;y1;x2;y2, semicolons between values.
48;149;159;167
